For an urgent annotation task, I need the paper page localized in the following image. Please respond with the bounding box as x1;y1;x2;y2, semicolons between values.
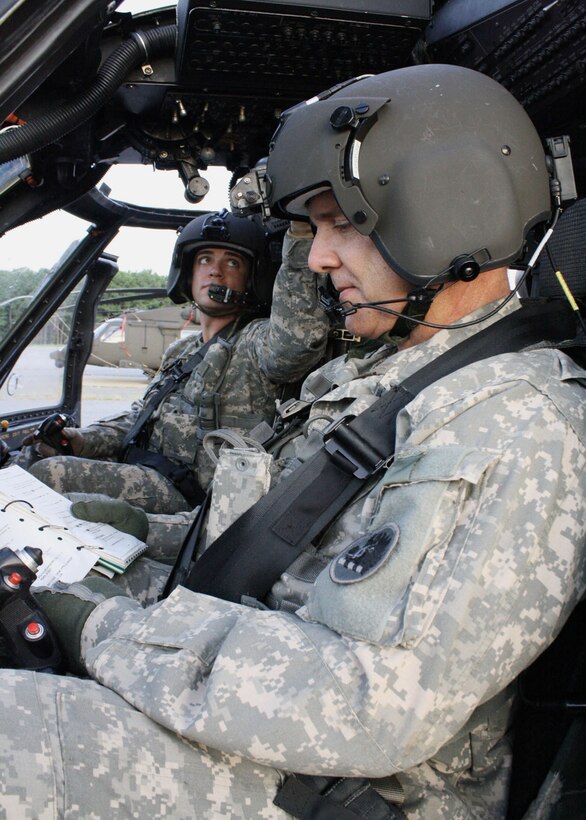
0;465;146;581
0;497;97;586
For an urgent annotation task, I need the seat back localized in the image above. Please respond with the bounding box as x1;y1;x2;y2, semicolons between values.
530;197;586;301
506;600;586;819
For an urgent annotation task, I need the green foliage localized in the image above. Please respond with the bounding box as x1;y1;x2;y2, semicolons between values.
0;267;170;343
0;267;48;337
111;270;167;289
97;269;170;322
0;267;46;298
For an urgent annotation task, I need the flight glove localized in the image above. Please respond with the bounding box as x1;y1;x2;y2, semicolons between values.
71;497;149;542
35;577;127;675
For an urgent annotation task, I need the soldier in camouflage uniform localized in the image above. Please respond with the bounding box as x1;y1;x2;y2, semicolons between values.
21;211;328;513
0;65;585;819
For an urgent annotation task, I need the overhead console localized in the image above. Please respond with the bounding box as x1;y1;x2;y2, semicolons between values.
425;0;586;194
2;0;585;232
115;0;432;198
175;0;431;97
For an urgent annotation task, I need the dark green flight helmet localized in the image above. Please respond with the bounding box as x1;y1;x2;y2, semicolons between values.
266;64;552;286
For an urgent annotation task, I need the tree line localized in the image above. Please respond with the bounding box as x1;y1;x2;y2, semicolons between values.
0;268;169;344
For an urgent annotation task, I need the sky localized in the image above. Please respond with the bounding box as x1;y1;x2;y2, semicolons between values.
0;161;232;276
118;0;175;14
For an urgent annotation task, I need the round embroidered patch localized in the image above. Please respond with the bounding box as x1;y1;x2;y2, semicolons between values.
329;524;400;584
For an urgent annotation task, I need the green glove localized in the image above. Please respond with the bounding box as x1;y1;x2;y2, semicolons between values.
35;577;126;676
71;498;149;542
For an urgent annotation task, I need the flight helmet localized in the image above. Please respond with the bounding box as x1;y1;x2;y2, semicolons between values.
167;209;278;313
265;64;552;286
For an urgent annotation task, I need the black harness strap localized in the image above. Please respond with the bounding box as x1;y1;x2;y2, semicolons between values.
273;774;405;819
183;301;579;603
162;488;212;597
120;323;234;458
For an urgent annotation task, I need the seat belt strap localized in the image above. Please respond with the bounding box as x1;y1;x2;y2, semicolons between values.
123;446;206;507
273;774;405;819
183;301;578;603
162;488;212;597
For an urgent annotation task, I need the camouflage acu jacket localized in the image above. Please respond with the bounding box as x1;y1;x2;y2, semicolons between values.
81;299;586;818
78;233;328;488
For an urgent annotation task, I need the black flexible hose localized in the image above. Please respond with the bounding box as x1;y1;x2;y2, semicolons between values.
0;24;177;164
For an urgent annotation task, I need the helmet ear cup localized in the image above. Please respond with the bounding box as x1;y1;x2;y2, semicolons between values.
167;243;193;304
249;262;275;313
248;218;287;313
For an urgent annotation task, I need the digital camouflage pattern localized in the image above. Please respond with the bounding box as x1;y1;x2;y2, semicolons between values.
0;299;584;818
99;444;275;603
143;506;197;562
0;667;286;819
204;445;273;548
21;233;328;513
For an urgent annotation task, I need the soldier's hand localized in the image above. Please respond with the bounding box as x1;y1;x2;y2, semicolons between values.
61;427;84;455
71;498;149;542
20;432;57;458
289;220;314;239
22;426;84;458
35;441;59;458
35;577;128;675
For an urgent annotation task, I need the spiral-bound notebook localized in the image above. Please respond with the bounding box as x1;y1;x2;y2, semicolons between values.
0;465;148;586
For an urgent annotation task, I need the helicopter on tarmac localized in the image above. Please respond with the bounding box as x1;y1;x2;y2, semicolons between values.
50;303;200;375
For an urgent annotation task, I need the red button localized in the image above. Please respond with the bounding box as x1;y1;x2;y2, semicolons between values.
8;572;22;586
25;621;45;640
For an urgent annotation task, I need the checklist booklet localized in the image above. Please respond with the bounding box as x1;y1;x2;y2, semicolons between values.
0;465;148;586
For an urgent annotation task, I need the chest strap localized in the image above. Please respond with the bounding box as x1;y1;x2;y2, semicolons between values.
120;323;234;459
178;301;579;603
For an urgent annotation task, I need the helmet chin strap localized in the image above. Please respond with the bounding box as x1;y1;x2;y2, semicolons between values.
194;283;261;317
319;272;524;332
194;302;238;318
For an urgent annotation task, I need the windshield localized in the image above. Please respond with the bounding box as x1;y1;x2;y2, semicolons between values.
0;154;232;423
0;162;231;347
0;211;88;342
103;163;231;212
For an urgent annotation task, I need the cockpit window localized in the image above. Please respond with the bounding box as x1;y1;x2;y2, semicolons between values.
101;163;231;212
0;211;88;347
117;0;177;12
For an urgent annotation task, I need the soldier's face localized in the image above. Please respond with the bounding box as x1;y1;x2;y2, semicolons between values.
307;191;411;339
191;248;251;310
